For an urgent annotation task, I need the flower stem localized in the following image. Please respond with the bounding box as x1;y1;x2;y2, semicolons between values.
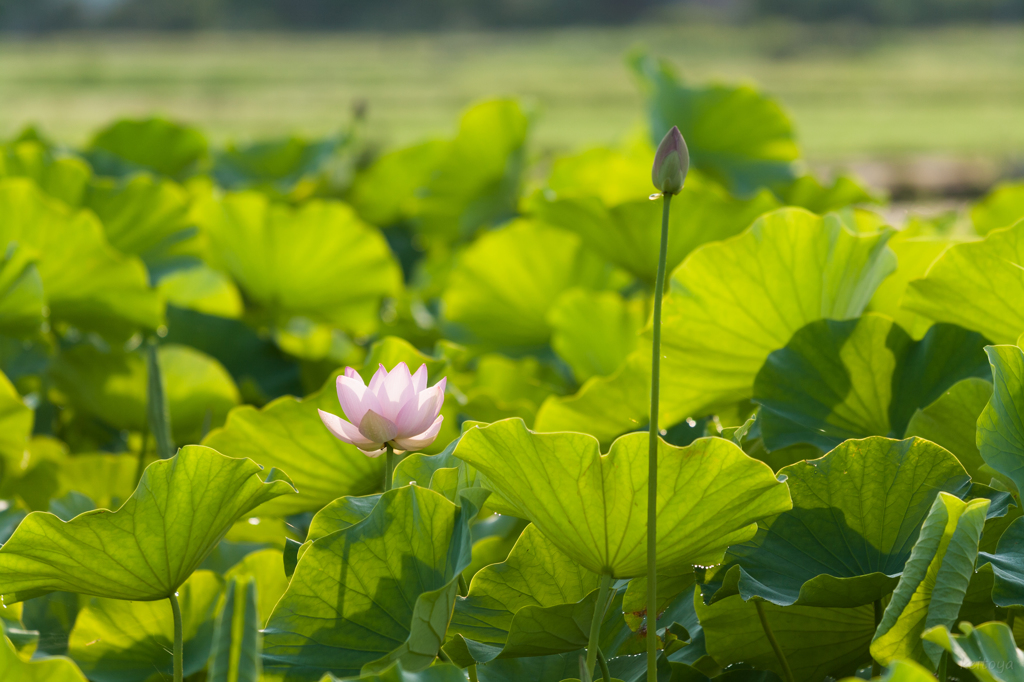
597;646;612;682
169;592;183;682
755;600;794;682
384;445;395;492
647;191;672;682
586;573;614;676
468;664;479;682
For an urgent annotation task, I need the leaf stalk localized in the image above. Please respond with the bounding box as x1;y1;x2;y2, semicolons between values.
384;445;395;492
647;190;672;681
170;592;183;682
586;573;615;676
754;599;794;682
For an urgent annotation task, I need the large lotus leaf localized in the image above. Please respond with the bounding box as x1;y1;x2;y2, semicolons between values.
753;314;989;451
906;377;993;480
441;219;616;351
53;453;136;511
533;350;650;446
541;145;658;207
978;346;1024;494
658;208;896;424
0;178;163;338
261;486;486;680
777;174;879;215
0;140;90;206
0;445;295;602
453;418;791;578
923;621;1024;682
414;99;528;244
0;243;45;336
0;436;66;512
454;353;563;427
867;232;952;339
871;492;990;668
696;594;876;682
629;52;799;196
0;368;32;466
702;437;970;608
533;153;779;283
348;140;449;227
193;191;401;335
0;632;87;682
904;220;1024;344
50;343;242;445
978;516;1024;608
973;182;1024;236
319;662;476;682
83;173;192;258
548;288;646;382
444;524;603;664
212;133;347;197
67;570;221;682
87;117;208;179
156;264;244;318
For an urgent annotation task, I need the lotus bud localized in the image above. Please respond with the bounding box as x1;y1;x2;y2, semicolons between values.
318;362;446;457
651;126;689;195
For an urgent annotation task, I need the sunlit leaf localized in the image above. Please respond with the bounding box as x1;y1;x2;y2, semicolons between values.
905;377;993;479
904;220;1024;344
454;418;791;578
972;182;1024;236
0;141;90;206
0;631;87;682
978;346;1024;495
349;141;449;227
87;117;208;179
776;174;880;214
701;437;970;608
659;207;897;424
867;232;952;339
753;314;989;451
193;191;401;335
156;264;244;319
83;172;192;258
871;492;990;668
0;368;32;465
261;486;486;680
548;289;645;382
209;577;261;682
924;621;1024;682
978;517;1024;608
0;445;295;602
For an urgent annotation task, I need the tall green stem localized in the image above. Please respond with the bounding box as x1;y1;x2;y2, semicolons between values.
755;600;794;682
169;592;183;682
597;647;612;682
384;445;395;492
468;664;479;682
586;574;614;676
647;192;672;681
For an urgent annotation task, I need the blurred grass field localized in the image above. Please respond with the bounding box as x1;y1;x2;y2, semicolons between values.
1;22;1023;167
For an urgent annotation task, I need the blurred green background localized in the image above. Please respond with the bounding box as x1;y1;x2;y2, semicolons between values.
1;0;1023;195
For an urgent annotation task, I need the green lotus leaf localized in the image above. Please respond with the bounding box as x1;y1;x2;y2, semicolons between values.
0;140;90;206
454;354;563;427
444;524;606;664
0;243;45;336
50;343;242;446
157;264;244;319
629;51;799;196
260;486;486;680
532;148;779;284
0;445;295;602
0;368;32;466
212;133;348;198
392;424;486;506
193;191;401;335
318;661;472;682
906;377;993;479
83;172;192;258
696;594;876;682
548;289;646;382
0;437;66;512
414;99;529;244
454;418;791;578
923;621;1024;682
348;140;449;227
441;219;618;351
224;549;290;627
658;208;896;425
53;453;136;511
67;570;220;682
0;631;86;682
777;174;880;214
978;516;1024;608
753;314;989;451
972;182;1024;236
533;350;649;446
978;346;1024;495
904;220;1024;344
209;577;261;682
840;659;936;682
867;232;953;339
871;492;990;668
702;437;970;608
87;117;208;179
0;178;163;339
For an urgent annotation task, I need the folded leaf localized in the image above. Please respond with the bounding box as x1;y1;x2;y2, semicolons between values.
978;345;1024;494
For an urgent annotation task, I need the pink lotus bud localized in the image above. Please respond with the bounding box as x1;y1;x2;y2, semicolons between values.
652;125;689;195
318;362;446;456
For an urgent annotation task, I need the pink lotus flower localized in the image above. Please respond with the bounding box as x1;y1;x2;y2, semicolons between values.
318;362;446;456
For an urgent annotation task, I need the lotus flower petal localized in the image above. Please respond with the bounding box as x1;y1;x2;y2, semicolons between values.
411;364;428;392
379;362;414;420
393;415;444;451
318;409;376;448
394;377;446;436
336;374;381;426
358;409;399;444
